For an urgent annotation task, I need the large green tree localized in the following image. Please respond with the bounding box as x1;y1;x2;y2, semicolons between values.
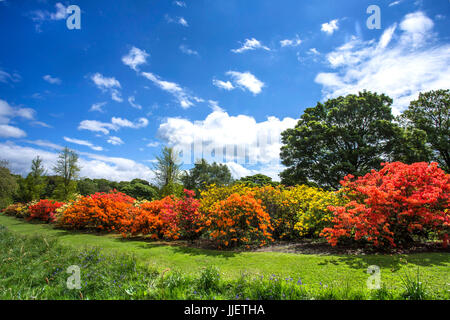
280;91;402;189
0;160;17;209
152;146;183;197
53;147;80;200
401;89;449;172
181;159;233;192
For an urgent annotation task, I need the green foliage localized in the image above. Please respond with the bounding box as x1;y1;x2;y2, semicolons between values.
237;174;279;187
153;146;182;197
53;147;80;201
182;158;233;193
0;161;17;209
280;91;403;189
402;89;449;172
119;179;158;200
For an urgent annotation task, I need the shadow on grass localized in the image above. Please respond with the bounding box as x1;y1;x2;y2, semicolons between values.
324;252;450;271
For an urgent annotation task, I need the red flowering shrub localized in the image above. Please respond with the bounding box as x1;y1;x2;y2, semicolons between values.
28;199;65;223
121;190;202;240
174;189;202;240
57;190;135;232
321;162;450;248
202;192;274;248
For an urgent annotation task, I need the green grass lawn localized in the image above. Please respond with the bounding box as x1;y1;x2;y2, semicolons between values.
0;214;449;299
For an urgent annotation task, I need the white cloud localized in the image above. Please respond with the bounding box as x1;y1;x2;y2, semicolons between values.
179;44;199;56
50;3;68;20
91;73;122;102
0;99;35;124
78;117;148;135
0;125;26;138
63;137;103;151
91;73;121;89
389;1;402;7
399;11;434;48
309;48;320;55
89;102;107;112
321;19;339;35
165;15;189;27
212;79;235;91
0;70;21;83
146;141;159;147
225;71;265;95
141;72;202;108
43;74;61;85
157;109;296;168
178;17;189;27
173;1;186;7
314;11;450;114
107;136;124;146
280;35;302;47
232;38;271;53
128;96;142;109
122;47;149;71
0;142;155;182
207;100;225;112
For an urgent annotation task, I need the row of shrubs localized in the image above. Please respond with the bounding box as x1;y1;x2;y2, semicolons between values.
2;162;449;249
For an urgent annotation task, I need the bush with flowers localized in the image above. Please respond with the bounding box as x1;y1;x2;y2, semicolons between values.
201;191;274;248
56;190;135;232
321;162;450;248
121;189;202;240
27;199;65;223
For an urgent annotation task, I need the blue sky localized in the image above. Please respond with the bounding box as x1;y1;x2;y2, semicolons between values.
0;0;449;182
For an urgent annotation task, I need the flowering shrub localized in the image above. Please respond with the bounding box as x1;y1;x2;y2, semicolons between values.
122;190;202;240
57;190;135;232
2;203;27;217
202;192;274;248
28;199;65;223
321;162;450;248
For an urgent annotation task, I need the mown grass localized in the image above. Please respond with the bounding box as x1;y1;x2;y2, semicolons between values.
0;215;449;300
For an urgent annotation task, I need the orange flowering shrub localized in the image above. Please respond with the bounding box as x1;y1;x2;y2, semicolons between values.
202;192;274;248
321;162;450;248
28;199;65;223
56;190;135;232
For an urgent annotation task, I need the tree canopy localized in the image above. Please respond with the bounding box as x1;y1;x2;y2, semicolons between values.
280;91;402;189
401;89;449;172
181;159;233;192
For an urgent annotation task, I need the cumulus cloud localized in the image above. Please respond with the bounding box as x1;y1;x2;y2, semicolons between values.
157;109;296;171
321;19;339;35
173;1;186;7
212;79;235;91
107;136;124;146
43;74;61;84
0;142;155;182
91;73;123;102
315;11;450;114
63;137;103;151
128;96;142;110
29;2;68;32
141;72;203;108
122;47;149;71
89;102;107;113
179;44;199;56
280;35;302;47
78;117;148;135
225;71;265;95
0;125;26;138
231;38;271;53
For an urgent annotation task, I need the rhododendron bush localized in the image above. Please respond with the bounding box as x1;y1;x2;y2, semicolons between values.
28;199;65;223
321;162;450;248
56;190;135;232
121;189;202;240
202;192;274;248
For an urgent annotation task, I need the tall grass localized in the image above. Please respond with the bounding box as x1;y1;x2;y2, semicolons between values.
0;226;444;300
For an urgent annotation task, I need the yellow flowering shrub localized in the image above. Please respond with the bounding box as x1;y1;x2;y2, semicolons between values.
199;183;346;240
